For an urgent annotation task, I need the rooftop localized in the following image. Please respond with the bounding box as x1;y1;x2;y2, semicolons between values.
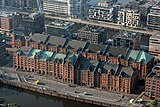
0;12;18;18
150;32;160;40
28;34;67;47
126;50;154;64
87;43;107;54
147;72;160;80
114;31;140;40
46;21;74;29
79;25;105;33
120;8;139;13
90;5;114;10
66;39;87;51
18;48;78;64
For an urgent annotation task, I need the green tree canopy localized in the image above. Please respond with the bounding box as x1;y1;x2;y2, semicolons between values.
150;99;158;106
8;103;20;107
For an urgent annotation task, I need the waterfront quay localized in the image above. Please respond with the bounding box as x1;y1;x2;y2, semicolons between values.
0;67;137;107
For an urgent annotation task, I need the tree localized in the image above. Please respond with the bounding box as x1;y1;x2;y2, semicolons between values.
8;103;20;107
150;99;158;106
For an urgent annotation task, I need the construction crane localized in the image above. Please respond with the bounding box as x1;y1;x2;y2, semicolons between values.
37;0;43;13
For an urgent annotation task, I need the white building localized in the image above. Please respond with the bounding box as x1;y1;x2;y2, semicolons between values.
118;9;140;28
43;0;87;18
89;6;114;22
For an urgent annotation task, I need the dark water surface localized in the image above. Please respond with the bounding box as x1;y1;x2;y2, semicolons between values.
0;84;99;107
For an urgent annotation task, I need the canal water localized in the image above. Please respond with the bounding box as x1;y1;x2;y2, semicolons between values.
0;84;99;107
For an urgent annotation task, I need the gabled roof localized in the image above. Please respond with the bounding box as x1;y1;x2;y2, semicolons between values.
28;33;46;42
136;51;154;64
87;43;106;54
17;46;32;56
67;54;78;65
126;50;154;64
27;48;41;59
50;53;66;62
108;46;128;57
78;58;99;71
102;62;118;74
121;66;135;78
66;39;87;51
127;50;139;61
101;63;135;79
39;51;53;61
46;36;67;47
15;35;25;41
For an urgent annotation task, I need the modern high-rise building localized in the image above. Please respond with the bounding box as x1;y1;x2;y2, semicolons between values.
23;13;45;35
118;9;140;28
43;0;87;18
147;6;160;30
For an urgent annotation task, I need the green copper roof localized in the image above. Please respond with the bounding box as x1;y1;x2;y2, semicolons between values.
126;50;154;64
136;51;154;64
27;48;41;59
50;53;66;61
39;51;54;61
67;54;78;65
127;50;139;61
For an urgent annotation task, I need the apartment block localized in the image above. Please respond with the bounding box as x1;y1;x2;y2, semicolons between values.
43;0;68;16
147;6;160;30
113;31;141;50
77;25;106;44
145;65;160;101
46;20;75;37
23;13;45;35
43;0;87;18
89;6;114;22
149;32;160;59
118;9;140;28
0;12;19;32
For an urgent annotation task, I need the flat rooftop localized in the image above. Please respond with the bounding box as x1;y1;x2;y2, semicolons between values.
114;31;139;40
150;32;160;40
79;25;105;33
0;11;17;18
46;21;74;29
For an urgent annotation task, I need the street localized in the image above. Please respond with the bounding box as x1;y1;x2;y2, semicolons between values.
0;67;136;107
